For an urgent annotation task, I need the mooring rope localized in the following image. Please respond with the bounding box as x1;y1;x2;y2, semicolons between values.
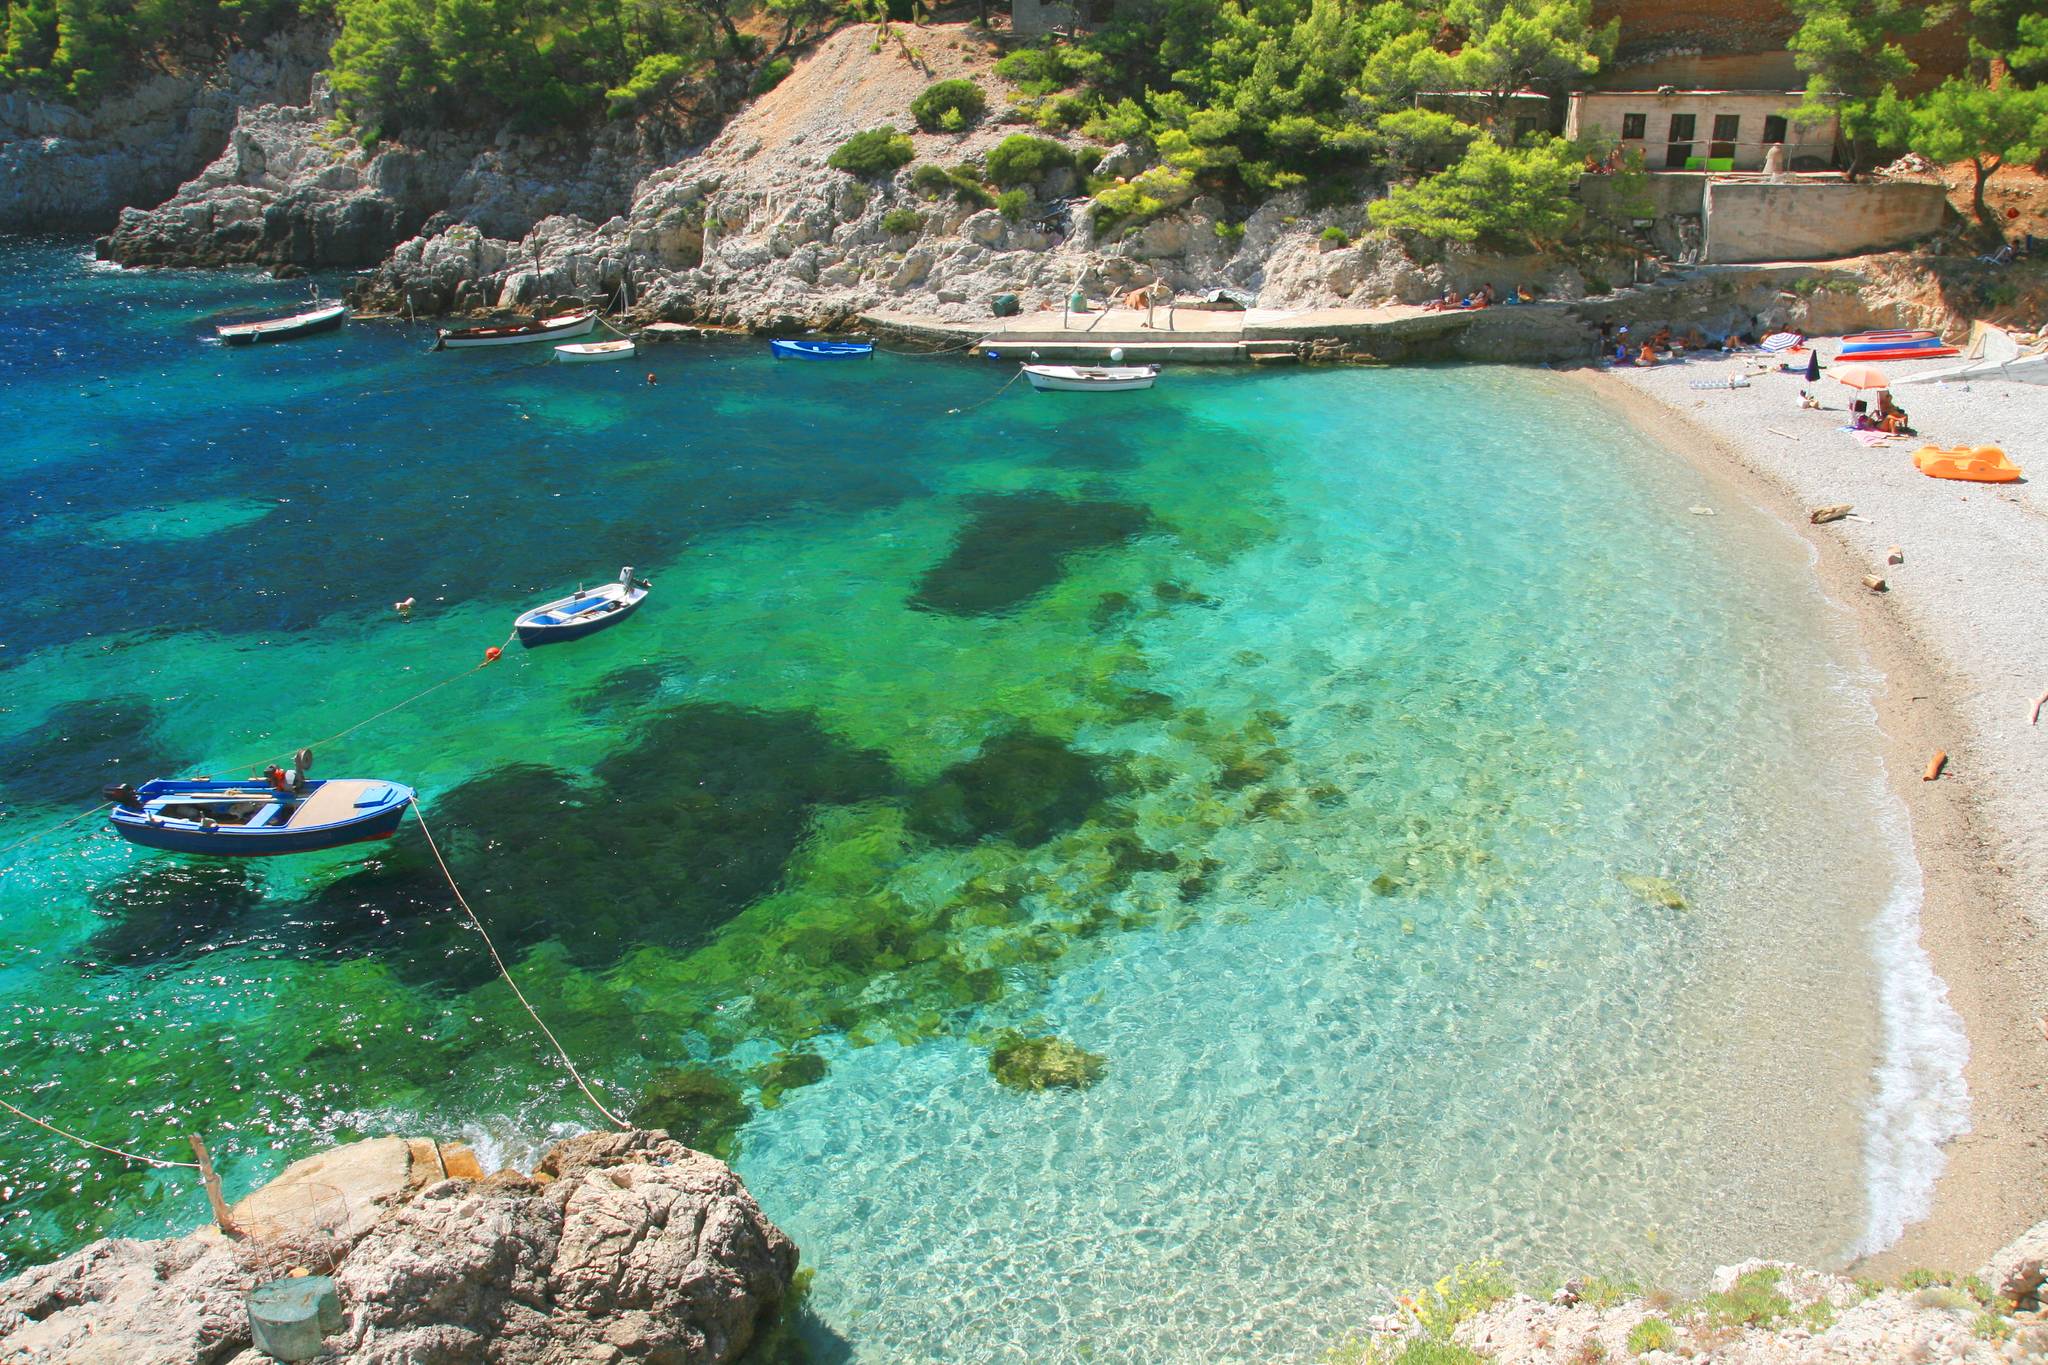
0;801;114;863
870;332;983;357
408;800;630;1131
948;366;1024;415
0;1096;200;1169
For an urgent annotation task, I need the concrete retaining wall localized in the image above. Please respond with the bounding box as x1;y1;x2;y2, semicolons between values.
1702;180;1950;264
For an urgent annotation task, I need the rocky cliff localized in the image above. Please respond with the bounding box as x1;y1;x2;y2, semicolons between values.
0;27;331;233
0;1128;797;1365
90;22;1592;325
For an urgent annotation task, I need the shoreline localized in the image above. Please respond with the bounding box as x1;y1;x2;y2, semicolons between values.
1574;358;2048;1276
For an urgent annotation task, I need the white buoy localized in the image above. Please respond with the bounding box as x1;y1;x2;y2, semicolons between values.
1110;347;1125;362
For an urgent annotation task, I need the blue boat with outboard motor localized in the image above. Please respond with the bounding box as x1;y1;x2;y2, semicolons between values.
769;338;873;360
105;751;413;856
514;566;651;646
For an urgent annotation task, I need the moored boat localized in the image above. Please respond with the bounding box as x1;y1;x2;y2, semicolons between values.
216;301;349;346
1841;329;1939;345
1022;363;1160;392
769;339;873;359
1833;344;1961;361
106;755;413;857
437;310;598;351
556;338;637;363
1839;335;1952;356
515;566;651;646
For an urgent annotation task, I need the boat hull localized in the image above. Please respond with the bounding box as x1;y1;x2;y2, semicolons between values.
218;304;348;346
514;581;649;646
1835;346;1961;361
108;779;414;856
1023;364;1159;392
438;313;598;350
769;339;873;359
556;340;636;363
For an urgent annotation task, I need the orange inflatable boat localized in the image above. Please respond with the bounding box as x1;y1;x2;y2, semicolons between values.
1911;444;2023;482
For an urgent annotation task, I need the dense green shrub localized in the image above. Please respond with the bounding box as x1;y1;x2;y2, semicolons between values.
1;0;302;99
909;160;995;207
828;125;915;177
1368;136;1587;247
909;77;986;131
749;55;793;95
996;188;1029;221
880;206;924;234
607;52;691;117
985;133;1072;186
1319;225;1349;246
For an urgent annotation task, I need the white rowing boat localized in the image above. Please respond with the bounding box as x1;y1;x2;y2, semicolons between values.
556;338;636;363
1022;363;1160;392
436;310;598;350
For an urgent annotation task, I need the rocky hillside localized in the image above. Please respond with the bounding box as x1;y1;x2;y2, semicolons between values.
93;21;1607;327
0;1128;796;1364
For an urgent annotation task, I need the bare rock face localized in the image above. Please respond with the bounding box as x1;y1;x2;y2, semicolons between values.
1982;1214;2048;1312
0;1129;796;1365
0;1229;252;1365
0;26;329;233
339;1130;797;1363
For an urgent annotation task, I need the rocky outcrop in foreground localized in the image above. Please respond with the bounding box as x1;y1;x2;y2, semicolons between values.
0;1128;797;1364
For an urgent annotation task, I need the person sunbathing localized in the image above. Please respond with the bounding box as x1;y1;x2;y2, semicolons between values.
1798;389;1821;409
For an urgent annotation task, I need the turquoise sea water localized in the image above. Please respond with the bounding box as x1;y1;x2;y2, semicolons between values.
0;239;1967;1361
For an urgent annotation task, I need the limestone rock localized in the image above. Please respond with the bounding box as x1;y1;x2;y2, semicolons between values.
0;1130;796;1365
1981;1214;2048;1311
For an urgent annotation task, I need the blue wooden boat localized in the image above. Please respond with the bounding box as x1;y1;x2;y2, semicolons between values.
515;566;651;646
105;771;414;856
769;338;873;360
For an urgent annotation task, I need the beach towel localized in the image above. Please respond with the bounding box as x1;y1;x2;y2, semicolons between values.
1850;430;1894;447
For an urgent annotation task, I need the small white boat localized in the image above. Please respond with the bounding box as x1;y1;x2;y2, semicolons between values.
556;338;636;364
1022;363;1160;392
436;310;597;351
514;566;652;647
216;300;348;346
1892;350;2048;388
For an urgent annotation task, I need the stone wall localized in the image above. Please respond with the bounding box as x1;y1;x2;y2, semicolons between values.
1702;180;1951;264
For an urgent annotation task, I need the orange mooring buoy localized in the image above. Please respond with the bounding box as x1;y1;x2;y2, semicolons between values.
484;645;503;664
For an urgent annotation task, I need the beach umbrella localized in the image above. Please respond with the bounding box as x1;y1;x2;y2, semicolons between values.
1761;331;1802;352
1831;363;1890;390
1805;350;1821;382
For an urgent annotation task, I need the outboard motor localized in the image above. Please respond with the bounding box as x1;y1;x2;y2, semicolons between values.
619;565;635;588
103;783;143;812
289;748;314;794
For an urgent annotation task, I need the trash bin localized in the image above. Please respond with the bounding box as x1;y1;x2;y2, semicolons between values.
1069;290;1088;314
991;293;1020;317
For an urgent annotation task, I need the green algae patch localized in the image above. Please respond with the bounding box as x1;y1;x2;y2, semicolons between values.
305;703;901;984
909;493;1152;617
755;1051;829;1108
910;730;1115;848
1617;872;1687;910
0;696;175;809
988;1032;1107;1091
79;859;265;971
636;1066;752;1160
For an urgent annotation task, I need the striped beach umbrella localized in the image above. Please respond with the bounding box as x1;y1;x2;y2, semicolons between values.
1760;332;1803;352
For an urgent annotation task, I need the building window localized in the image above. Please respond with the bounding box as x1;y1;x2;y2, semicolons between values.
1513;115;1540;140
1621;112;1646;140
1710;114;1739;161
1665;113;1696;168
1763;114;1788;144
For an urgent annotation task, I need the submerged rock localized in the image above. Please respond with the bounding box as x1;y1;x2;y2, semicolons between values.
1616;872;1687;910
0;1129;796;1365
988;1031;1107;1091
637;1066;754;1160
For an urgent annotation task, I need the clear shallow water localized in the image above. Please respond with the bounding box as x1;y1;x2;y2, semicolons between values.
0;239;1965;1361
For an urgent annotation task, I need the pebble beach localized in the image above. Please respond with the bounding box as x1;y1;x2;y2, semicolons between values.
1588;347;2048;1274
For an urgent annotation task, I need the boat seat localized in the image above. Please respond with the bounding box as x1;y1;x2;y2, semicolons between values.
286;780;383;828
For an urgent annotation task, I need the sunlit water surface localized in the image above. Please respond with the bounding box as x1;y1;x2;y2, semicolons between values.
0;239;1966;1362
